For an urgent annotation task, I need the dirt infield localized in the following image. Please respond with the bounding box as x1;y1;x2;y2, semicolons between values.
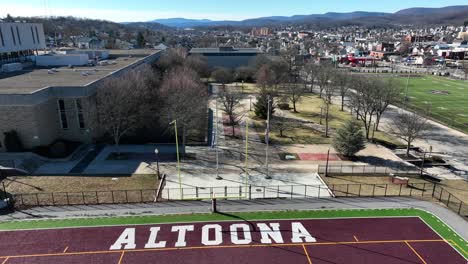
0;217;465;264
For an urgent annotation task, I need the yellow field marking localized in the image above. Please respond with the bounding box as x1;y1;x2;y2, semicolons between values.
405;241;427;264
63;246;68;253
0;239;446;260
118;251;125;264
448;239;468;256
302;244;312;264
1;257;9;264
353;235;359;242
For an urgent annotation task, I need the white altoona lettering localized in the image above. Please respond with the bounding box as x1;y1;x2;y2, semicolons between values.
110;228;136;250
230;224;252;245
291;222;316;243
202;224;223;246
144;227;167;248
257;223;284;244
171;225;195;247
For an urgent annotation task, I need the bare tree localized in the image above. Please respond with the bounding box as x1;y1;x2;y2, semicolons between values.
284;80;304;113
94;70;150;155
160;66;208;149
303;62;318;93
211;67;233;89
349;77;379;139
374;78;401;131
218;88;244;136
154;47;187;75
333;71;350;111
235;66;255;83
317;66;334;98
392;111;429;156
271;111;291;137
256;64;275;89
186;54;210;78
322;71;338;137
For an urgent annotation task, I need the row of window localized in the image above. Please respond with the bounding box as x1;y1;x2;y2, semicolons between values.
0;25;40;47
57;99;85;130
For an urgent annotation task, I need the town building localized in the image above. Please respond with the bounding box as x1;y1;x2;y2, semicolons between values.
0;22;46;65
0;23;163;151
189;46;262;69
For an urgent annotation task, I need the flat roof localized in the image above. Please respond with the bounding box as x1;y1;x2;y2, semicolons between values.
0;49;157;94
190;47;262;54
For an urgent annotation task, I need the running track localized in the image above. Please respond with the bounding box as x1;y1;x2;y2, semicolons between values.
0;217;465;264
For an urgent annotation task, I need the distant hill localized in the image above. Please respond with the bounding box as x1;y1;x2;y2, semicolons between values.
149;5;468;28
150;18;215;28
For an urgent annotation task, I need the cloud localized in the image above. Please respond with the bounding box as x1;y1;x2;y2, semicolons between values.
0;4;253;22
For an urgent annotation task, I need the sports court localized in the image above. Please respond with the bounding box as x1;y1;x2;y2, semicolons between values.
0;217;465;263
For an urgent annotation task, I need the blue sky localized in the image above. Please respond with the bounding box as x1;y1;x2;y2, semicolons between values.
1;0;467;22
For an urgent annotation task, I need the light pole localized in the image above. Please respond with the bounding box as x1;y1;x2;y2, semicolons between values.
265;95;271;180
215;98;222;180
325;148;330;177
249;96;253;111
170;120;182;199
154;149;160;179
244;120;249;196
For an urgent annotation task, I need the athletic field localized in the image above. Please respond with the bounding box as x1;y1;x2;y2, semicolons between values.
402;75;468;133
0;209;466;263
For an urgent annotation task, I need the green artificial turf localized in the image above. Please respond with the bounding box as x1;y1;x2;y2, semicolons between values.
400;75;468;133
0;208;466;258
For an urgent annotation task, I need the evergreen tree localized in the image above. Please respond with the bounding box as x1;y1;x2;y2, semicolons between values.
332;121;365;157
254;89;275;120
136;32;145;48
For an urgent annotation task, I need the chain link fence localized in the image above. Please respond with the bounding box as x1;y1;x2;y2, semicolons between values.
4;182;466;220
318;164;421;176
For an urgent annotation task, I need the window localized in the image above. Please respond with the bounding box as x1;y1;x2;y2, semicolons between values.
57;99;68;129
16;26;21;46
35;27;40;44
75;99;85;129
0;27;4;46
10;27;16;46
31;27;36;44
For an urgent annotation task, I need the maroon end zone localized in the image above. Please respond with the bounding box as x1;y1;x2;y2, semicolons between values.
0;217;465;264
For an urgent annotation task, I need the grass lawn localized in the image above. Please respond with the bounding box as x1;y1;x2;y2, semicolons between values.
401;75;468;133
291;94;403;145
249;113;331;144
439;179;468;204
3;174;159;194
293;95;351;129
0;208;465;257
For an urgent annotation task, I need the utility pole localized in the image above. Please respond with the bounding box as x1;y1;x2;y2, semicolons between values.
265;95;271;179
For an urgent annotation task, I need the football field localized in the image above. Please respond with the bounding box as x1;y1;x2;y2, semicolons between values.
0;209;466;263
402;75;468;133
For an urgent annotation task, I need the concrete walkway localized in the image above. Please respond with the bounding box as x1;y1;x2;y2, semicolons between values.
1;197;466;240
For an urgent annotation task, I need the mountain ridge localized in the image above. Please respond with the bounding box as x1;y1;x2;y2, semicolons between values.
148;6;468;28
